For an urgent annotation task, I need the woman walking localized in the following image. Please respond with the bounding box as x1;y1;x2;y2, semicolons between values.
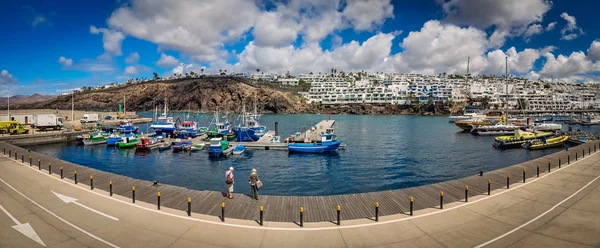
248;169;261;200
225;167;234;199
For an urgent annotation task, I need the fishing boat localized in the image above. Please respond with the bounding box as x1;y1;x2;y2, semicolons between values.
471;124;520;136
172;140;193;153
117;137;140;149
82;134;106;146
288;133;342;153
206;111;234;140
208;138;233;157
187;143;205;152
581;118;600;126
150;99;176;136
233;145;245;155
455;118;495;131
177;121;200;139
116;120;138;133
523;136;568;150
158;143;171;151
232;105;267;142
493;130;553;149
106;133;123;146
135;137;160;151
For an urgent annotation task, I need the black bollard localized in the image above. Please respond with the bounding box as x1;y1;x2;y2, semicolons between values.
537;164;540;177
523;168;526;183
60;166;63;179
90;176;93;190
583;149;585;158
576;152;578;161
38;159;41;170
109;181;113;196
375;202;379;221
506;174;510;189
440;192;444;209
487;179;491;195
559;158;561;168
48;163;51;175
221;202;225;222
259;206;264;226
337;205;341;226
480;171;483;176
132;186;136;203
300;207;304;227
157;192;161;210
74;170;77;184
187;198;191;216
3;147;5;154
410;197;414;216
589;147;591;155
21;154;23;163
568;155;570;164
566;147;569;151
465;186;469;202
29;156;31;166
548;162;551;172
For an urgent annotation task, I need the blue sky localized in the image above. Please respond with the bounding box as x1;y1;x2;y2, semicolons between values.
0;0;598;96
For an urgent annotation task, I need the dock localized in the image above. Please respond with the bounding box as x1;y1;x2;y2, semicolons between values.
294;119;335;142
1;140;596;223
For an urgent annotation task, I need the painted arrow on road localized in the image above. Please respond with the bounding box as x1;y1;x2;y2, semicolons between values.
51;191;119;221
0;203;46;247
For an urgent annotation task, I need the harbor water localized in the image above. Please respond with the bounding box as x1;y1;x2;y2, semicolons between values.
26;113;597;196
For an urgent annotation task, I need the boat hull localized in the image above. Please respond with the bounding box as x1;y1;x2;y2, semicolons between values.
106;137;122;146
288;141;342;153
208;146;223;157
83;139;106;146
232;127;266;142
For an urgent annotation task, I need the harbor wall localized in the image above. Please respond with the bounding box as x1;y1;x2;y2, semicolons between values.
0;131;89;146
0;109;137;122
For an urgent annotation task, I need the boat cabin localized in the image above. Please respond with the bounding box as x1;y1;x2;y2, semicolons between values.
210;137;223;147
179;121;196;129
321;133;337;143
140;137;151;144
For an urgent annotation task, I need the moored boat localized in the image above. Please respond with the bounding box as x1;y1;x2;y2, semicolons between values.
471;124;520;136
82;134;106;146
288;133;341;153
493;130;553;149
233;145;245;155
172;140;193;152
530;123;562;132
187;143;205;152
208;138;230;157
117;137;140;149
455;118;495;131
523;135;568;150
135;137;160;151
158;143;171;151
232;105;267;142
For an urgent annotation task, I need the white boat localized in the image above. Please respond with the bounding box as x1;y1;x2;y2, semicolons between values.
448;113;481;123
531;123;562;132
232;145;245;155
471;124;520;136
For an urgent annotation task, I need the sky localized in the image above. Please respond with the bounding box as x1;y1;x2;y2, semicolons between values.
1;0;599;96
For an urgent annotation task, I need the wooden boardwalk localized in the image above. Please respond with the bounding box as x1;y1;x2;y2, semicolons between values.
1;141;597;223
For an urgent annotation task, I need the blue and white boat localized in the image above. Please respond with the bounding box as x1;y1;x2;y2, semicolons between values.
177;121;199;139
208;138;225;157
233;145;245;155
172;140;193;153
232;105;267;142
106;133;123;146
116;120;138;133
150;102;176;136
288;133;342;153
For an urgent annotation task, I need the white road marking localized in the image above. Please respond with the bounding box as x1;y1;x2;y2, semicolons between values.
52;191;119;221
3;148;598;231
474;173;600;248
0;203;46;247
0;178;120;248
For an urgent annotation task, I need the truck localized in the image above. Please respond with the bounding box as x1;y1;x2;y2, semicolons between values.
32;114;64;131
80;114;99;123
0;121;29;135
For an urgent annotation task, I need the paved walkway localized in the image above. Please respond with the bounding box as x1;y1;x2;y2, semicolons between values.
1;147;600;247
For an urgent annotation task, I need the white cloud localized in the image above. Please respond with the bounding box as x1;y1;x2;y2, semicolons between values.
125;52;140;64
342;0;394;31
587;40;600;61
560;12;584;41
441;0;552;47
0;70;17;84
171;63;206;75
70;59;118;73
124;66;137;75
107;0;260;62
90;25;125;56
58;56;73;67
540;51;595;78
156;53;179;68
523;71;540;80
545;21;557;31
524;24;543;42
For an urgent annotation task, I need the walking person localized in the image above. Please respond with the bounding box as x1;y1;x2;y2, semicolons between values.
248;169;261;200
225;167;234;199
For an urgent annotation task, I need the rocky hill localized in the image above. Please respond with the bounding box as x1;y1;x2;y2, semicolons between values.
14;77;449;115
0;93;54;105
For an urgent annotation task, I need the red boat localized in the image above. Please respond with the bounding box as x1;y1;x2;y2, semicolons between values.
135;138;160;150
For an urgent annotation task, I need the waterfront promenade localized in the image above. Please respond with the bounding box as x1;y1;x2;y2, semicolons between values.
1;142;600;247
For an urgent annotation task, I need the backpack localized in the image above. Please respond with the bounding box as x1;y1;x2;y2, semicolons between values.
226;173;233;184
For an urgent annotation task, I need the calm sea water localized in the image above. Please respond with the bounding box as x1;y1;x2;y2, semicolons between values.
26;113;597;196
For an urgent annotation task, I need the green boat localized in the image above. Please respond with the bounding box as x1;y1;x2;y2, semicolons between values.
82;134;106;146
117;137;140;149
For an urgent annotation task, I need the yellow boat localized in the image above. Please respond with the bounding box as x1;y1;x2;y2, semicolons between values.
523;136;568;150
455;118;494;131
493;130;553;149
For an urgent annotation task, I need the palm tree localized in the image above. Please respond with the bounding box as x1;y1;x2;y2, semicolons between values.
256;68;260;74
201;68;204;75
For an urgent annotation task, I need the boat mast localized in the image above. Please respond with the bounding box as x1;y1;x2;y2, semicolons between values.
505;56;508;124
